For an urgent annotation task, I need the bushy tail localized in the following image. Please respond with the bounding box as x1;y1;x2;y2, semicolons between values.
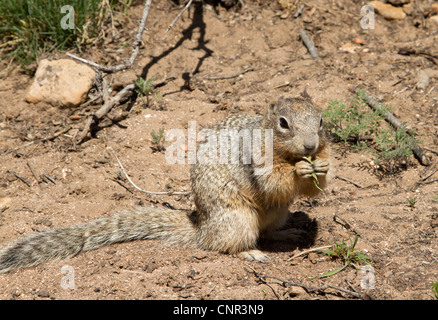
0;207;198;273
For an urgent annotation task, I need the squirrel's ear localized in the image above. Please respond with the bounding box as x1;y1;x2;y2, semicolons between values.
267;99;279;120
300;88;313;103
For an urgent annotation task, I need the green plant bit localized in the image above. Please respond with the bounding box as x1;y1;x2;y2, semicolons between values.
151;128;165;152
406;196;417;208
432;281;438;300
135;75;156;97
322;90;422;174
317;235;372;278
302;156;324;192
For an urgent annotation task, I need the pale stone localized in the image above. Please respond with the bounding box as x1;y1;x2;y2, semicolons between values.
26;59;95;108
368;1;406;20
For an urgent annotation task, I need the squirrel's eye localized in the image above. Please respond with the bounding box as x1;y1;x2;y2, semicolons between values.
279;117;289;129
319;118;323;128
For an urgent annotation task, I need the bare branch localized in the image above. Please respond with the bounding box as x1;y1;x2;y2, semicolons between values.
75;83;135;143
67;0;152;74
299;30;319;60
356;88;429;166
107;147;191;196
166;0;194;32
205;66;255;81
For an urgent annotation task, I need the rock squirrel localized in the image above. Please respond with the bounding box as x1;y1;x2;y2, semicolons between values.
0;91;331;273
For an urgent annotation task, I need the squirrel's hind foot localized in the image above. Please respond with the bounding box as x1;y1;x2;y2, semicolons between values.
238;249;269;262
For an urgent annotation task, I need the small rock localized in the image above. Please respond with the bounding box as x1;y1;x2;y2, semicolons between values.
416;70;430;91
368;1;406;20
339;43;360;54
37;289;50;298
429;15;438;25
431;4;438;15
403;3;414;15
278;0;294;10
26;59;95;108
288;286;307;297
0;197;11;213
11;289;21;298
387;0;412;5
352;37;365;45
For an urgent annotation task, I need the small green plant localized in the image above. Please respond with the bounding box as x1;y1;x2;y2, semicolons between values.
323;90;418;173
135;75;162;101
407;196;417;208
317;235;372;278
135;75;155;97
302;156;323;192
432;281;438;300
432;195;438;203
150;128;165;152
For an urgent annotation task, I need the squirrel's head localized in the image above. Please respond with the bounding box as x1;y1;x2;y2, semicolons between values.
265;90;324;159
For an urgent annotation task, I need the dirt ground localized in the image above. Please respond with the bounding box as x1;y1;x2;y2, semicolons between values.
0;0;437;300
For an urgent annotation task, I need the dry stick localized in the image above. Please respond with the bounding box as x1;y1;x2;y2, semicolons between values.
42;174;56;185
287;245;332;261
299;30;319;60
424;146;438;155
412;160;438;190
75;83;135;143
357;88;429;166
107;146;191;196
12;172;30;188
76;75;177;143
67;0;152;73
293;4;305;18
333;213;361;236
26;162;41;184
247;267;362;299
68;0;152;143
205;67;255;81
0;126;72;157
335;175;363;188
398;47;438;66
166;0;194;32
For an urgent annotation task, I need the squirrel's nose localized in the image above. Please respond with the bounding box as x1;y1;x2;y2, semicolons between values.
304;141;316;152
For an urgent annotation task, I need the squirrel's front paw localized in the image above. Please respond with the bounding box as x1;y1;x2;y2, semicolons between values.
312;158;330;176
296;161;314;179
296;159;329;179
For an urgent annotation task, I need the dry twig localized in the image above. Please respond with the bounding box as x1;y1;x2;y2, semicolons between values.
299;30;319;60
356;88;429;166
108;146;190;196
166;0;194;32
335;175;363;188
11;172;30;188
75;84;135;143
333;213;361;236
245;265;363;299
67;0;152;74
26;162;41;184
205;66;255;80
0;126;72;157
287;245;331;261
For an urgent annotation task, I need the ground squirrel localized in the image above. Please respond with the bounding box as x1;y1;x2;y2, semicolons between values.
0;91;331;273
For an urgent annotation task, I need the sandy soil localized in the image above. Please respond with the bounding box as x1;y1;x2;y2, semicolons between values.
0;0;437;300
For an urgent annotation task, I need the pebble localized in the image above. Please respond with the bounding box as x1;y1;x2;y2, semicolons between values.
0;197;11;213
26;59;95;108
37;289;50;298
429;15;438;25
368;1;406;20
